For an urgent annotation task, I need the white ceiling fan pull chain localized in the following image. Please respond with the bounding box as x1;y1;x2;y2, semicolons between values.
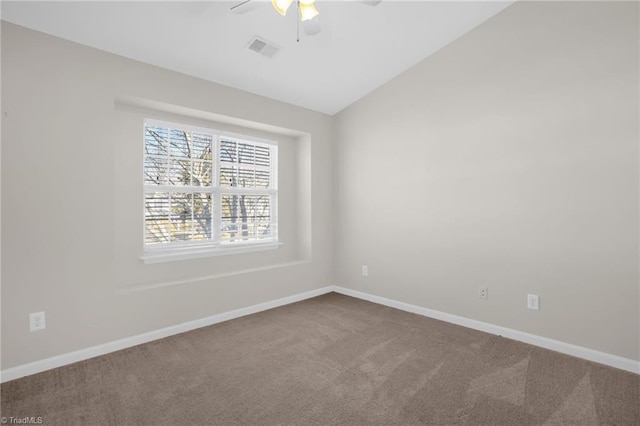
296;1;300;42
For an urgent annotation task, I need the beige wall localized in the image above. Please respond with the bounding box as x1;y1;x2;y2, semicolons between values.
1;22;333;369
334;1;640;361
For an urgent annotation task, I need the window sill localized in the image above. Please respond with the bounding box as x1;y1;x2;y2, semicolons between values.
141;242;282;264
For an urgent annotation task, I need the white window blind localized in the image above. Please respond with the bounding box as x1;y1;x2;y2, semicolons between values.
143;119;278;261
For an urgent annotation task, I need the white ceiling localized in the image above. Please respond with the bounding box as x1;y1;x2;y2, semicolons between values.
1;1;513;115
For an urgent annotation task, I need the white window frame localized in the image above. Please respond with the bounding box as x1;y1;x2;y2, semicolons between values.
141;118;279;264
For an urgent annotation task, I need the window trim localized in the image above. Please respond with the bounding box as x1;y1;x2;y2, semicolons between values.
141;118;279;264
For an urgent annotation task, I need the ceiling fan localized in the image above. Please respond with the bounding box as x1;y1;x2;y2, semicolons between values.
231;0;383;40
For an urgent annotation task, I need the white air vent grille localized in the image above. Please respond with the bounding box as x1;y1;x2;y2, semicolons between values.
246;36;279;58
248;38;267;53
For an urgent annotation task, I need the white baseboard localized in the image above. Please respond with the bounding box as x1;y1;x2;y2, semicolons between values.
2;284;637;382
0;286;335;383
332;286;640;375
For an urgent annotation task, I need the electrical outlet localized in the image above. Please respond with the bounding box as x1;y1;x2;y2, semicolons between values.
30;311;46;332
478;286;488;300
527;294;539;310
361;265;368;277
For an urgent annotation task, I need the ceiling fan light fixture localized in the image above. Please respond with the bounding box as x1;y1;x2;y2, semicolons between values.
302;17;321;36
299;1;319;21
272;0;294;16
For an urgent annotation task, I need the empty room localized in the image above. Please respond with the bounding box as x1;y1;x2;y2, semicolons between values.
1;0;638;425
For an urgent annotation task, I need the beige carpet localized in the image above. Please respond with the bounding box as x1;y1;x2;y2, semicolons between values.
1;293;638;425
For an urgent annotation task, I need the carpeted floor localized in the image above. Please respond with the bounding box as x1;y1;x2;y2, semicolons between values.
1;292;639;425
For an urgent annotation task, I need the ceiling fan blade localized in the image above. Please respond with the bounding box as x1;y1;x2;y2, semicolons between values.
230;0;263;15
302;17;322;36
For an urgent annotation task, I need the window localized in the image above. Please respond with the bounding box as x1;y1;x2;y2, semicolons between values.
143;119;278;262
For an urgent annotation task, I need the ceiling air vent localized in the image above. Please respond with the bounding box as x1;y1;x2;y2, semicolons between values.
246;36;279;58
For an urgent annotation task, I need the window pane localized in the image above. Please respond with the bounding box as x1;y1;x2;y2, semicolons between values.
191;132;213;160
220;166;235;188
221;194;238;241
255;170;270;189
144;156;168;185
145;126;168;156
193;192;213;240
169;129;190;158
236;168;255;188
238;143;255;165
170;193;193;241
191;161;212;187
145;192;170;244
145;124;214;191
220;194;271;243
219;166;255;188
254;195;270;222
169;160;192;186
255;145;270;167
220;140;237;163
218;140;272;190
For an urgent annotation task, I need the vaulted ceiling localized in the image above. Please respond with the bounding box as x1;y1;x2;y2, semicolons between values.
2;1;513;115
